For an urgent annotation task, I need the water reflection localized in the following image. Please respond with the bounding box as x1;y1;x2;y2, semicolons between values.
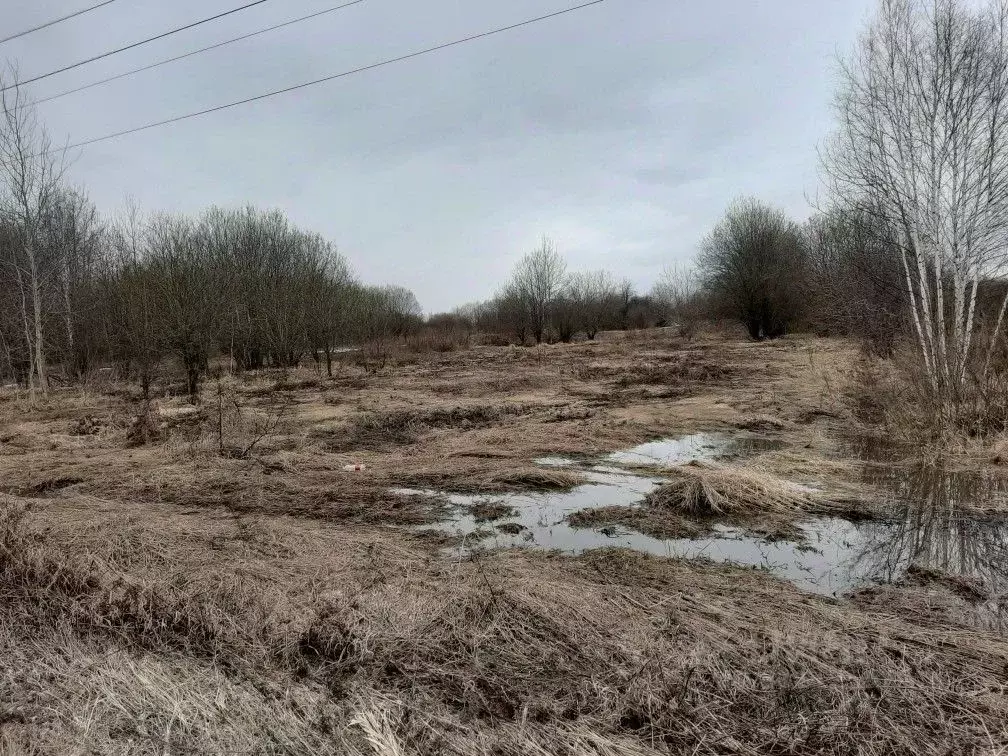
851;464;1008;632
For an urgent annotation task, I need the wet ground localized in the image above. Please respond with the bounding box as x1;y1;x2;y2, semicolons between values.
603;432;785;467
406;432;1008;618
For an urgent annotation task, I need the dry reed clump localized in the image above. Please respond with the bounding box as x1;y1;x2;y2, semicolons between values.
119;461;444;524
428;370;546;397
990;436;1008;465
0;501;280;665
851;565;1003;636
609;353;736;388
405;328;471;354
843;345;1008;442
240;374;320;398
646;462;813;518
328;549;1008;755
0;620;347;756
319;411;424;451
479;467;583;491
125;403;163;447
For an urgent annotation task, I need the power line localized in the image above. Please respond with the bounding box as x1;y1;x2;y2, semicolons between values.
0;1;119;46
33;0;366;106
56;0;607;153
3;0;272;92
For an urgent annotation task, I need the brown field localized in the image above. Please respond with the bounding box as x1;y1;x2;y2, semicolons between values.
2;330;1007;755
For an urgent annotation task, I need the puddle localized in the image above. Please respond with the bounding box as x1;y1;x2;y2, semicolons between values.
605;432;783;467
408;433;1008;622
399;468;665;557
417;488;868;595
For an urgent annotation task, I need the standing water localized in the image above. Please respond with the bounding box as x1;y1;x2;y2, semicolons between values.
407;433;1008;624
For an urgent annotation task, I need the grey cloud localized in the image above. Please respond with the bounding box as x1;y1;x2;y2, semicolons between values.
6;0;874;311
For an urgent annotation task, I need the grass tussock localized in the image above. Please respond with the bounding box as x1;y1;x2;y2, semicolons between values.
399;463;584;495
735;413;789;432
646;462;813;518
613;353;735;388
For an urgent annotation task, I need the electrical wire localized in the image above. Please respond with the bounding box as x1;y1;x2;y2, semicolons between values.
33;0;366;106
55;0;606;153
0;0;118;46
3;0;273;91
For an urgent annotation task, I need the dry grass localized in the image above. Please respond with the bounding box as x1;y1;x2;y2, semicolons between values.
6;332;1005;753
646;462;814;518
567;505;703;540
317;404;531;453
852;564;1005;636
467;501;517;522
735;413;789;432
396;462;584;495
1;497;1006;754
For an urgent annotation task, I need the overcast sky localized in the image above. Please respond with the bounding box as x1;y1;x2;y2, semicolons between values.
5;0;875;312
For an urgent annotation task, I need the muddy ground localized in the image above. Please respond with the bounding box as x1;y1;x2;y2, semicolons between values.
1;330;1006;755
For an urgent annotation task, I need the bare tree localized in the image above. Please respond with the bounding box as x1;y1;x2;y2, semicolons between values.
0;67;68;396
106;200;161;399
147;213;222;402
513;237;566;344
382;285;423;340
39;188;104;376
617;278;635;330
806;207;906;353
568;269;620;339
697;197;810;340
825;0;1008;424
493;282;531;345
304;242;354;378
652;263;704;338
553;288;579;343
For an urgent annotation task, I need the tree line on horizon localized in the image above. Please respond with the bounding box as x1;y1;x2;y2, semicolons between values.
0;61;935;408
7;0;1008;438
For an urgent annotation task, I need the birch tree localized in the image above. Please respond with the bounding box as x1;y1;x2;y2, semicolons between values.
0;67;67;397
40;188;103;376
826;0;1008;423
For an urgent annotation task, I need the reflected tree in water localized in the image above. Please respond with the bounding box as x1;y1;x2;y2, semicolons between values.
853;465;1008;632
